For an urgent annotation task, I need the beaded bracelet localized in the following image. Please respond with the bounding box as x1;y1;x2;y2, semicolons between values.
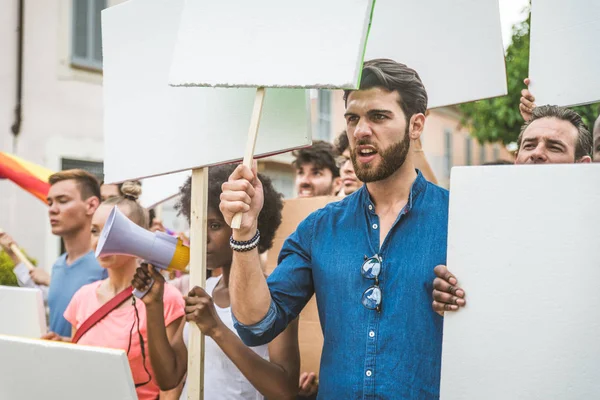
230;230;260;252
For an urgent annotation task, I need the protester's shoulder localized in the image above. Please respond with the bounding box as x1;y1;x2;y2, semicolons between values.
424;180;449;202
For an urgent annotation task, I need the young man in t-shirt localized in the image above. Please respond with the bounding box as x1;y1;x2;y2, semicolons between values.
0;169;107;337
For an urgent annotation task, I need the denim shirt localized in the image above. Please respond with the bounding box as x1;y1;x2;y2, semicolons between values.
234;171;449;399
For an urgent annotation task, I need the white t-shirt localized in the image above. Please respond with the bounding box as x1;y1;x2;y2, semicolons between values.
180;276;269;400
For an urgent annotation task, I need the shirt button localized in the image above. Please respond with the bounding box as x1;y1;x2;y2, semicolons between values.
369;331;375;338
366;370;372;377
368;205;373;211
372;224;378;229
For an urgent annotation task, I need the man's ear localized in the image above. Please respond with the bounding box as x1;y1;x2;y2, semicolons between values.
409;113;426;141
576;155;592;163
332;177;342;196
86;196;100;215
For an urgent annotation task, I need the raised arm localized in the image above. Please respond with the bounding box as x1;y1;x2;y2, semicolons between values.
132;264;188;390
219;164;273;325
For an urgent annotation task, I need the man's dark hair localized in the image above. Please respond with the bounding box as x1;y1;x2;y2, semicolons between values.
517;105;592;160
292;140;340;178
333;130;349;155
482;160;513;166
49;169;101;200
176;164;283;253
343;58;428;124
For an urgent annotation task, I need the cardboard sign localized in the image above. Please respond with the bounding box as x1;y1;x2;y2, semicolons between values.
169;0;375;88
266;196;340;376
0;335;137;399
529;0;600;107
139;172;190;210
441;165;600;399
101;0;312;183
365;0;507;108
0;286;46;338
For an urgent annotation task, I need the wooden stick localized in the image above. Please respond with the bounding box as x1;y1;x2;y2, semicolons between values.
231;87;266;229
187;168;208;400
0;228;35;272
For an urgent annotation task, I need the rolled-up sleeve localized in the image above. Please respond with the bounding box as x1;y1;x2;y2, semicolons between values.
233;211;317;346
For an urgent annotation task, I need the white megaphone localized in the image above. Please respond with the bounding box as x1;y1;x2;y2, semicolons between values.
96;206;189;298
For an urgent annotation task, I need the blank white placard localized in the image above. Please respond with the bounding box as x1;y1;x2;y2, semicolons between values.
0;335;137;400
441;164;600;399
139;172;189;210
168;0;374;88
529;0;600;107
0;286;46;338
102;0;311;183
366;0;507;108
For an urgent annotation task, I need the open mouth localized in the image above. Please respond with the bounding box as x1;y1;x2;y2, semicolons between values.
298;188;314;197
357;146;378;163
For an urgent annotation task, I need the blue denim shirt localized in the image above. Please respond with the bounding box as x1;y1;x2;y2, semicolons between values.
234;171;449;399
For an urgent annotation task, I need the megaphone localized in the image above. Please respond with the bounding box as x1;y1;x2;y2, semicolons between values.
96;206;189;298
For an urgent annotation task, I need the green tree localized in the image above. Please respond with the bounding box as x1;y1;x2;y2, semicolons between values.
0;250;37;286
459;10;600;145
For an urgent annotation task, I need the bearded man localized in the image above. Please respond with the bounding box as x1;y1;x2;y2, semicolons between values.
219;59;449;399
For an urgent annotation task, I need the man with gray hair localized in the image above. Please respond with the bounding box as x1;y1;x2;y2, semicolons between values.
514;105;592;165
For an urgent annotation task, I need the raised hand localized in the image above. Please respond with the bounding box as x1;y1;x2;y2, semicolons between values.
519;78;536;122
131;263;165;305
219;163;264;237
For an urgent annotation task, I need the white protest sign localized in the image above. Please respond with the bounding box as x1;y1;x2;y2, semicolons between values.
365;0;507;108
441;164;600;399
0;335;137;400
101;0;311;184
139;172;189;210
0;286;46;338
169;0;375;88
529;0;600;107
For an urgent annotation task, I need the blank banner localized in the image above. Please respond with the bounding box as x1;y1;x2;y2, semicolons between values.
529;0;600;107
441;164;600;399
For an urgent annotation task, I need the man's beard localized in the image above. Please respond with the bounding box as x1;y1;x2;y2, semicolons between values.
351;127;410;183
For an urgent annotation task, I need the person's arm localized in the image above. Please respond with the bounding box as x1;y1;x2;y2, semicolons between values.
186;286;300;399
132;264;188;391
431;265;467;316
411;138;438;184
220;165;315;346
0;232;50;294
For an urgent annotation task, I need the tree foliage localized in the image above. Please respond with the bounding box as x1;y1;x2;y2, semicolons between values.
459;10;600;145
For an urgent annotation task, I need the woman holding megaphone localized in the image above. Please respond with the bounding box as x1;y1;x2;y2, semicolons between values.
45;181;186;400
132;165;301;400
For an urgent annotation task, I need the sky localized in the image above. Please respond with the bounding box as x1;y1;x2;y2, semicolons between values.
498;0;530;49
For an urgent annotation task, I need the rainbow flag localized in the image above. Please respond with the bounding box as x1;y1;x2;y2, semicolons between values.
0;152;54;203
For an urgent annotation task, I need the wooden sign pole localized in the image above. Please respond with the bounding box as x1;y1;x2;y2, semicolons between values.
187;168;208;400
0;228;35;272
230;87;266;229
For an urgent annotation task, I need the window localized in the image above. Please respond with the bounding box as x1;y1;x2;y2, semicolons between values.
465;137;473;166
444;129;453;177
317;90;332;141
61;158;104;180
71;0;106;70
